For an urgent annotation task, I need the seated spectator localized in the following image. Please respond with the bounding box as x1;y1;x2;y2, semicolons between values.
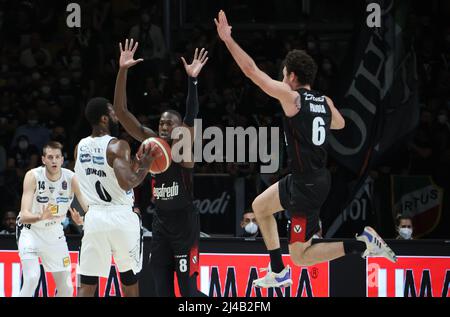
12;108;50;150
396;215;414;240
19;33;52;69
239;210;260;238
7;135;40;181
0;211;17;235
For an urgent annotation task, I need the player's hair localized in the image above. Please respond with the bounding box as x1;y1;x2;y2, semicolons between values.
85;97;111;126
42;141;63;156
396;214;413;227
284;49;318;86
162;109;182;122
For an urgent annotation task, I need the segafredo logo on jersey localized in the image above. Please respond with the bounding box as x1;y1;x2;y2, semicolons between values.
367;257;450;297
153;182;179;200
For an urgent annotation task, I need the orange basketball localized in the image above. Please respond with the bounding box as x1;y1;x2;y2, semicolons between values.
137;137;172;174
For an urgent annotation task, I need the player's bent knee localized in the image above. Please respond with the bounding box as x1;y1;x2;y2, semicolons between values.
120;270;138;286
252;198;264;215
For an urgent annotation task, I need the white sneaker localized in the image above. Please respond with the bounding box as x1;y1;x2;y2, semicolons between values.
252;264;293;288
356;226;397;263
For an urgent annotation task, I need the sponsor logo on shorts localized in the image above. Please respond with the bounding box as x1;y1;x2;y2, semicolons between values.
63;257;70;267
36;196;49;203
93;156;105;165
80;153;91;163
294;225;302;234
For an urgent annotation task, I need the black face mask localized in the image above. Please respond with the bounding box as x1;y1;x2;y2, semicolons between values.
108;118;120;138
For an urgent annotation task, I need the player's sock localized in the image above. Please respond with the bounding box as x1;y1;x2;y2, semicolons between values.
343;240;366;255
269;248;285;273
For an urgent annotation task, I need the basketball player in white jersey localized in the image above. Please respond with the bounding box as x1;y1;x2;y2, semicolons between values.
74;97;154;297
17;141;88;297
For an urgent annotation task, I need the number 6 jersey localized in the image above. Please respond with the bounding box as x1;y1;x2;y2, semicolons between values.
75;135;134;207
283;88;332;175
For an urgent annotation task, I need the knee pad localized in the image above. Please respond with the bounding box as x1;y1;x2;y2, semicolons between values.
120;270;138;286
80;275;98;286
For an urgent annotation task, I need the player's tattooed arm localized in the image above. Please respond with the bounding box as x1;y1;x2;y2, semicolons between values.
114;38;157;142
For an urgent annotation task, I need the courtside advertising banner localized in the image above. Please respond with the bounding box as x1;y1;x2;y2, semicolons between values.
367;257;450;297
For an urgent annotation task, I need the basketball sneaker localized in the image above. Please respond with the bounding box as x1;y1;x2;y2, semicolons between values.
252;264;293;288
356;226;397;263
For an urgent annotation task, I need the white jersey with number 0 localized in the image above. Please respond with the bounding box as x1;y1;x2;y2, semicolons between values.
74;135;134;207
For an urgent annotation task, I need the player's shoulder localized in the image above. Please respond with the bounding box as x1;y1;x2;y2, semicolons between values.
107;138;131;157
61;168;75;178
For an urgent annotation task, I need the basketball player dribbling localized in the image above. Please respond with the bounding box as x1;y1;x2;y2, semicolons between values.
113;39;208;296
74;97;154;297
215;10;397;288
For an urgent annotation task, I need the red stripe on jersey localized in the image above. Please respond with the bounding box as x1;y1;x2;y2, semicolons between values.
189;244;199;277
150;178;156;199
290;214;307;243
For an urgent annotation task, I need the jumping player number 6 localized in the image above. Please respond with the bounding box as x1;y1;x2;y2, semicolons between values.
312;117;326;146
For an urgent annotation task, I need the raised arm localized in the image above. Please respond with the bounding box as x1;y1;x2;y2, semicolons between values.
214;11;299;117
178;48;209;168
107;139;153;192
114;38;157;142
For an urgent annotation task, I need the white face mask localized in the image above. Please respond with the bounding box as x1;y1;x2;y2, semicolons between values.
399;227;413;239
245;221;258;235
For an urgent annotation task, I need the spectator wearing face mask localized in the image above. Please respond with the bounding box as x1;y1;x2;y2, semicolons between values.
11;108;50;150
240;210;260;238
396;215;414;240
0;211;17;235
7;135;40;181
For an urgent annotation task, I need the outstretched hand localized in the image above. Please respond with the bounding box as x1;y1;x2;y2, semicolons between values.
214;10;232;42
119;38;144;69
181;48;209;78
69;207;84;226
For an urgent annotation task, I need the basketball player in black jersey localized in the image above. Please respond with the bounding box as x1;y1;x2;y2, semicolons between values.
215;11;397;288
113;39;208;296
